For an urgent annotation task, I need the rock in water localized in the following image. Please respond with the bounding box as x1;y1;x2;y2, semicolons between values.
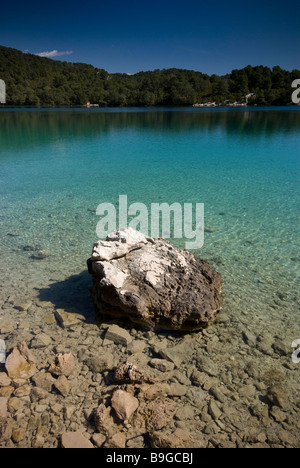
5;342;36;380
111;389;139;421
61;432;94;449
87;228;223;331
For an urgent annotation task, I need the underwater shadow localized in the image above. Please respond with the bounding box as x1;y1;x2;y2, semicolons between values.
38;270;96;324
38;269;190;338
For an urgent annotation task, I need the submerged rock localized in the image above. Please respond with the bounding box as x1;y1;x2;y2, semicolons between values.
105;324;132;346
111;389;139;421
30;250;51;260
61;431;94;449
0;397;8;440
54;309;85;329
49;353;76;377
133;398;176;432
114;362;155;384
5;342;36;381
150;429;196;448
87;228;223;331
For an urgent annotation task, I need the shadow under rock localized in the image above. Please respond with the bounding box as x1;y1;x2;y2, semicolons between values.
38;270;96;324
38;270;192;337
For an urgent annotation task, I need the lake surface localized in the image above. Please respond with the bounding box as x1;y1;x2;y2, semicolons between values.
0;106;299;348
1;106;300;447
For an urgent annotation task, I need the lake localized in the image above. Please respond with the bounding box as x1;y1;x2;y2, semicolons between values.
0;107;299;447
1;107;299;319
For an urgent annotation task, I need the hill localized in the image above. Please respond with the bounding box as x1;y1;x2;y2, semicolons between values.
0;45;299;106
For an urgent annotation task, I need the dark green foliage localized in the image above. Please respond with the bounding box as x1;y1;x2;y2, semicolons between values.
0;45;298;106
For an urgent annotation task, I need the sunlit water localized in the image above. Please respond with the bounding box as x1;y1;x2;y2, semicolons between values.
0;107;299;340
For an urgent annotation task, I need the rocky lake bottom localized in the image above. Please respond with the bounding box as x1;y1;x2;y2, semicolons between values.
0;249;299;449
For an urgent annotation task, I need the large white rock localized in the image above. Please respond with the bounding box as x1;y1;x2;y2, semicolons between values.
92;227;151;261
88;228;223;331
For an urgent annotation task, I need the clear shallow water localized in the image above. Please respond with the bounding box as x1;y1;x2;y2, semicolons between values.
0;107;299;336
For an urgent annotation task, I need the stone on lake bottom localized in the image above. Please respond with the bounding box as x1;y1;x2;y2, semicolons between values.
111;389;139;421
54;375;70;397
87;228;223;331
5;342;36;380
54;309;85;329
104;432;126;449
0;373;11;387
105;324;133;346
49;353;76;377
61;431;94;448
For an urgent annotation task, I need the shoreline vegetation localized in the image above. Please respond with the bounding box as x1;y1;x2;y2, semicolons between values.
1;45;300;108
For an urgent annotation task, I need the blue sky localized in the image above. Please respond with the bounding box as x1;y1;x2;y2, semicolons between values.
1;0;299;74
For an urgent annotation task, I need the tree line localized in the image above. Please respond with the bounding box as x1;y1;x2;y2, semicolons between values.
0;45;299;107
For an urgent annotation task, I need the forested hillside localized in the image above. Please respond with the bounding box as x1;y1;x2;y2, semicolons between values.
0;45;299;106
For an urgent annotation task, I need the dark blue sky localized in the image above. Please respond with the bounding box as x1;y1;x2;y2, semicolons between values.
1;0;299;74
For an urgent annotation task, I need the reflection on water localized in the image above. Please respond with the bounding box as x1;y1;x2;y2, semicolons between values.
1;107;300;154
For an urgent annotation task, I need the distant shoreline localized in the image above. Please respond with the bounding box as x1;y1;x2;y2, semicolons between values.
0;104;300;111
1;45;299;108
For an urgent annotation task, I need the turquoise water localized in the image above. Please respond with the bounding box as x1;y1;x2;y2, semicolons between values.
0;107;299;335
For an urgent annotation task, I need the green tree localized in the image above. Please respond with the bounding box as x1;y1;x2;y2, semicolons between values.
229;69;249;95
